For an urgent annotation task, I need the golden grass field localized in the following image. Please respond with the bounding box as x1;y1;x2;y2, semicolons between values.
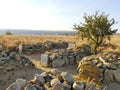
0;35;120;53
0;34;120;53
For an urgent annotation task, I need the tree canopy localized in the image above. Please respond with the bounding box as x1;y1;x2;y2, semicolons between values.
74;11;118;54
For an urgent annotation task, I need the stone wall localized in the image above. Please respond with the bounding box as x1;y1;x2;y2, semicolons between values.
0;51;34;72
40;46;91;68
6;69;97;90
77;52;120;84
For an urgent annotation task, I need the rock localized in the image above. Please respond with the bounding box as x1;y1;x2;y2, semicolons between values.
50;69;62;76
9;52;16;59
6;78;27;90
73;82;84;90
109;63;117;70
52;83;63;90
44;82;51;90
33;74;45;85
45;41;54;49
16;78;27;88
92;60;98;65
61;72;74;85
33;84;43;90
18;44;23;54
6;82;20;90
57;74;64;83
24;84;37;90
40;72;53;82
96;63;103;68
40;54;49;67
113;69;120;83
62;83;71;90
51;78;61;87
78;62;101;83
63;56;69;65
68;43;76;49
52;59;65;68
68;56;75;64
103;70;114;84
40;72;48;78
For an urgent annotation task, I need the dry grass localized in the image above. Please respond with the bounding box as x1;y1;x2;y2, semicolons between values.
0;34;120;53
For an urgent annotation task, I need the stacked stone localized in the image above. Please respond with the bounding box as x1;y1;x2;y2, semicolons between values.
0;51;34;71
77;52;120;84
6;69;96;90
40;46;91;68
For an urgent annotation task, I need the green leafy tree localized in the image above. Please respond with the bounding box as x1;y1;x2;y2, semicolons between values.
74;11;118;54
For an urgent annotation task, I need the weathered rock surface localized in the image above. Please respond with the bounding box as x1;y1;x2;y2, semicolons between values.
77;52;120;84
6;69;98;90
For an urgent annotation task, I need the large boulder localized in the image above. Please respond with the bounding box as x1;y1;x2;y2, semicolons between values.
113;69;120;83
103;70;114;84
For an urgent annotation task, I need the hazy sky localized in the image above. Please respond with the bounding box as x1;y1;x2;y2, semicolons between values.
0;0;120;32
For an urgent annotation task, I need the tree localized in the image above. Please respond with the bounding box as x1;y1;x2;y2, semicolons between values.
74;11;118;54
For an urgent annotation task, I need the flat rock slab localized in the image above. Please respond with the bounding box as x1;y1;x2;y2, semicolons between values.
40;54;49;67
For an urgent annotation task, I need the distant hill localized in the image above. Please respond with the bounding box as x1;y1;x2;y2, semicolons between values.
0;29;76;35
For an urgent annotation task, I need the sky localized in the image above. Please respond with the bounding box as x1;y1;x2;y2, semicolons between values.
0;0;120;32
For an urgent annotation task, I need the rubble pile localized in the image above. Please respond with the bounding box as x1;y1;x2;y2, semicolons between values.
0;51;34;71
6;69;97;90
77;52;120;84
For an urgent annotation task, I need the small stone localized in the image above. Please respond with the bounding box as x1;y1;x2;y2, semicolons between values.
33;84;43;90
32;74;45;85
24;84;37;90
109;63;117;70
52;83;63;90
61;72;74;85
50;69;61;76
92;60;98;65
62;83;71;90
44;82;51;90
6;78;27;90
51;78;61;87
52;59;65;68
73;82;84;90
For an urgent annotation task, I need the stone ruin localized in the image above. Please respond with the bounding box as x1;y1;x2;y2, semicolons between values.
77;52;120;84
0;51;34;72
21;41;68;54
6;69;97;90
40;45;91;68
